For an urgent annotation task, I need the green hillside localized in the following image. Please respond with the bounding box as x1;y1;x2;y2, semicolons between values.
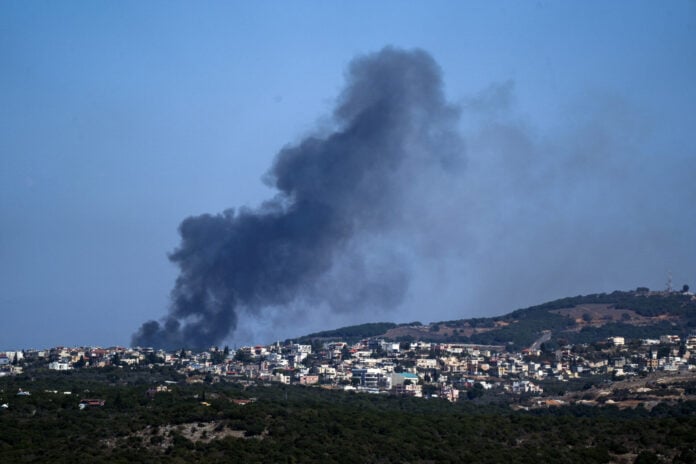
295;289;696;350
3;371;696;463
465;290;696;349
291;322;399;344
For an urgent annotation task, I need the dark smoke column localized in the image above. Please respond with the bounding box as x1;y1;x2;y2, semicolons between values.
132;47;463;350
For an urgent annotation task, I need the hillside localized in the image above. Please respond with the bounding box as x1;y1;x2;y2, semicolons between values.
294;289;696;350
3;370;696;463
292;322;400;344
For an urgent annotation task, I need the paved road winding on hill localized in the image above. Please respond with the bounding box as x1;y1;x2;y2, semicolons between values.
530;331;552;351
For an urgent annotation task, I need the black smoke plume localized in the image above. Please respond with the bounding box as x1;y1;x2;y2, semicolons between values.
132;47;464;350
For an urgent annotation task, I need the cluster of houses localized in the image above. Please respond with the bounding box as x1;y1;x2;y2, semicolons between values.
3;332;696;403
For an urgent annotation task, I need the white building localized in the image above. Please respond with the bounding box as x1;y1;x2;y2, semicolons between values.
48;361;72;371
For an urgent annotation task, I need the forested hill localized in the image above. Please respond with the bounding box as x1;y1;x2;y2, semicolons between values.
291;322;401;344
293;289;696;350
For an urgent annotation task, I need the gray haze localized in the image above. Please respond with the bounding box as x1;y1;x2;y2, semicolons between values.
132;47;465;350
453;84;696;314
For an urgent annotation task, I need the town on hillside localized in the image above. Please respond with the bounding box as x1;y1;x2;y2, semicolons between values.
3;329;696;409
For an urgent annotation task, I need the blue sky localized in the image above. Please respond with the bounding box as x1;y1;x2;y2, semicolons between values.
1;1;695;349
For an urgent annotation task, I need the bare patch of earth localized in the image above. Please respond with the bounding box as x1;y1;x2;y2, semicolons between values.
553;371;696;410
102;420;265;451
551;304;679;329
384;324;497;340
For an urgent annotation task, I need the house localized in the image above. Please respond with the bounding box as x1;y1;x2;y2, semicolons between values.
686;334;696;351
146;385;171;399
492;364;507;378
79;399;105;409
80;399;105;406
440;386;460;402
232;398;256;406
352;368;386;388
3;351;23;362
49;361;72;371
390;372;422;397
380;342;400;353
511;381;543;394
389;372;419;388
416;358;438;369
660;335;680;344
299;375;319;385
392;382;422;397
272;373;290;384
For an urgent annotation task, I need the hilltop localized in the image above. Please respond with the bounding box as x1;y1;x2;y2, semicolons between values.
293;288;696;350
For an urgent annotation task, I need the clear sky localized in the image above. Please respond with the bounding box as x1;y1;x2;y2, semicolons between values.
2;1;695;350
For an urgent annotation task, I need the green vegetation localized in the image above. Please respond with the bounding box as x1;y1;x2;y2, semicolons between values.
2;371;696;463
469;305;573;349
408;288;696;350
286;291;696;350
288;290;696;350
5;289;696;461
292;322;398;343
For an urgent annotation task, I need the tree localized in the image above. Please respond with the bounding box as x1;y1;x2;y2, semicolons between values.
146;352;164;364
467;383;484;400
113;391;124;410
657;346;671;359
422;384;438;397
234;349;252;363
74;355;85;369
634;451;659;464
683;284;690;293
310;339;323;353
210;348;225;364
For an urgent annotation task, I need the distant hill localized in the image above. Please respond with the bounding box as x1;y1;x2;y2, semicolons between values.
291;322;401;344
293;289;696;350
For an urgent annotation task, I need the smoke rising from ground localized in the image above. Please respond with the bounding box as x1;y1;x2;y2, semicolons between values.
133;47;696;350
132;47;465;350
